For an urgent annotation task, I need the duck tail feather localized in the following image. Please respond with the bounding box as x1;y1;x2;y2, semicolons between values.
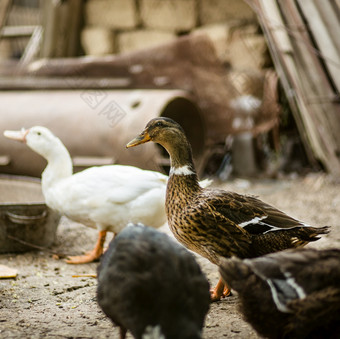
308;225;331;241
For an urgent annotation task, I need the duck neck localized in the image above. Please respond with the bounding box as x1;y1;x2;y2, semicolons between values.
41;142;73;194
166;137;200;191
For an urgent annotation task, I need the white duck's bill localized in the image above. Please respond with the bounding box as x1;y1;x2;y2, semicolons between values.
3;129;28;142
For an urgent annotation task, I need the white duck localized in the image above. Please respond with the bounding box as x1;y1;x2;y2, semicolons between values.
5;126;210;264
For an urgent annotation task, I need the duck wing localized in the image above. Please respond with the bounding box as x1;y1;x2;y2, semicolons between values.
259;248;340;295
55;164;167;203
203;190;310;236
241;195;311;234
182;190;253;260
47;165;168;228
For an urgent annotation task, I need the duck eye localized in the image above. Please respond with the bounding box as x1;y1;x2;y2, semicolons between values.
37;132;41;136
155;122;162;127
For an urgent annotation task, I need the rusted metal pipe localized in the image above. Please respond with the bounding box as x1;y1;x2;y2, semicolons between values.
0;89;205;177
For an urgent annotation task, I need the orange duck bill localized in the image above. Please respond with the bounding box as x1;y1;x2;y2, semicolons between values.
126;131;151;148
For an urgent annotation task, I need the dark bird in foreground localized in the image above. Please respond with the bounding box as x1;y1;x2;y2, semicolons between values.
219;248;340;339
126;117;330;301
97;224;210;339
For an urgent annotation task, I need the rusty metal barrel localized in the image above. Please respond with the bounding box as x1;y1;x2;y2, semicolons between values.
0;89;206;177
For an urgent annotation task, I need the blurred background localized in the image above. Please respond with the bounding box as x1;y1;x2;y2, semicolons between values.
1;0;340;180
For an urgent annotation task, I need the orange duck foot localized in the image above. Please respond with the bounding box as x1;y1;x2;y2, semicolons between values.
210;277;231;301
65;230;107;264
65;252;101;264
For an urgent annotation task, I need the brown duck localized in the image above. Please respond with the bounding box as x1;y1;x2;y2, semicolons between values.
126;117;330;301
219;248;340;338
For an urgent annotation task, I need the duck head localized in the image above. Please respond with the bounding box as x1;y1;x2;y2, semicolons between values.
126;117;186;149
4;126;65;160
126;117;197;173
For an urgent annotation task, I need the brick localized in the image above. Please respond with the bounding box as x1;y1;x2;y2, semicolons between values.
117;29;176;53
192;23;233;63
200;0;256;25
140;0;196;31
81;27;115;56
227;33;268;70
85;0;138;29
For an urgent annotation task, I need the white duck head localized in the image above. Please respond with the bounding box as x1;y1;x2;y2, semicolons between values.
4;126;73;189
5;126;70;160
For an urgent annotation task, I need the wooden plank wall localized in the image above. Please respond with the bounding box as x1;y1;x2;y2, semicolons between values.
252;0;340;176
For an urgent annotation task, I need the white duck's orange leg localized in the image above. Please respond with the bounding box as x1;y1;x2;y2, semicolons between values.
210;277;231;301
66;230;107;264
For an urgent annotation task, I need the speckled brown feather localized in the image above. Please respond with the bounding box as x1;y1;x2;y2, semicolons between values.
166;175;252;263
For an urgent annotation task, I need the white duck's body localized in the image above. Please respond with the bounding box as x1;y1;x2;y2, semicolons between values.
4;127;170;263
43;164;168;233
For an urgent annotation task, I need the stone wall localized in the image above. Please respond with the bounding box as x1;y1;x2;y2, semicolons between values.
81;0;269;72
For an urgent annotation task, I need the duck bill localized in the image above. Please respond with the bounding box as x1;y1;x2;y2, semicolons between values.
126;132;151;148
3;129;29;143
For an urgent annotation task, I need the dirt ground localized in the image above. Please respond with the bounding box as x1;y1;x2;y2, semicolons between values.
0;173;339;339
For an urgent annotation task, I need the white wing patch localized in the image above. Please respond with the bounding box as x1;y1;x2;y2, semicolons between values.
266;272;306;313
266;279;291;313
239;216;267;228
260;221;310;234
283;271;306;299
245;258;306;313
239;216;310;234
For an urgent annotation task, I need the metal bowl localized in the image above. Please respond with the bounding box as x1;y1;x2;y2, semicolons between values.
0;175;61;253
